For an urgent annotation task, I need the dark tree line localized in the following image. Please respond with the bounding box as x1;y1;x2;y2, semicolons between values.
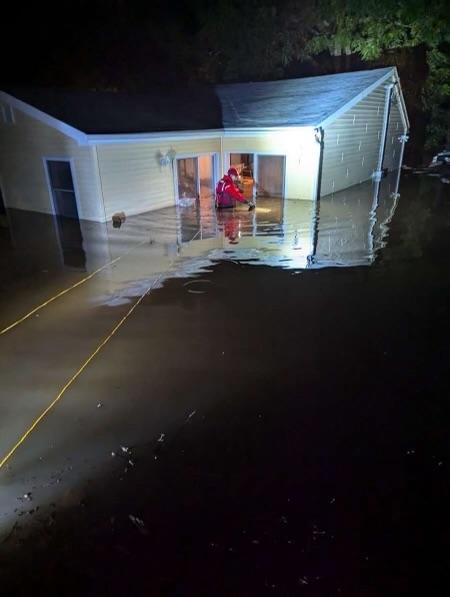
2;0;449;156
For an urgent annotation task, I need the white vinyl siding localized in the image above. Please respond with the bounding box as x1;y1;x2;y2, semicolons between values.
320;83;386;197
0;104;102;220
96;137;221;219
223;128;318;201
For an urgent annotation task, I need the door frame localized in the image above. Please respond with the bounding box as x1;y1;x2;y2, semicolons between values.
0;178;13;231
173;152;219;205
43;157;82;267
226;151;287;198
43;157;81;219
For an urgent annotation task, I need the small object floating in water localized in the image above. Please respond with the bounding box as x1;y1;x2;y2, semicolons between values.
157;433;165;443
112;211;126;228
129;514;147;534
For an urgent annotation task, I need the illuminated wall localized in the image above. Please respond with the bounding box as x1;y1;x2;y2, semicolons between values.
0;103;103;221
222;127;319;201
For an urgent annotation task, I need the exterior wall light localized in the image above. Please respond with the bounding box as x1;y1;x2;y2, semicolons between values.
159;148;177;167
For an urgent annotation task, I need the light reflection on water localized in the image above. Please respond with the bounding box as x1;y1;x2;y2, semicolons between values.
0;172;401;308
170;171;400;271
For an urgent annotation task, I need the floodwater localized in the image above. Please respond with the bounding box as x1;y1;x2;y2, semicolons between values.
0;172;448;596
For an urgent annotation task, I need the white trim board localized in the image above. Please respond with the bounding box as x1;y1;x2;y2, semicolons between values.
1;69;409;146
319;68;399;129
87;126;312;144
0;91;87;144
319;67;409;132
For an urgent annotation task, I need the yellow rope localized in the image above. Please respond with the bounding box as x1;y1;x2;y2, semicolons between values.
0;274;162;471
0;236;151;336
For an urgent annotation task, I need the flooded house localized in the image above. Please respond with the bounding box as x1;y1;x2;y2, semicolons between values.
0;67;408;226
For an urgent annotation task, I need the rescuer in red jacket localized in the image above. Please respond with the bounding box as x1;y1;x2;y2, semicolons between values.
215;168;255;210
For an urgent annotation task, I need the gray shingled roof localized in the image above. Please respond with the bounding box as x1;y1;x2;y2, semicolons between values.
4;68;394;134
217;67;394;128
4;86;223;134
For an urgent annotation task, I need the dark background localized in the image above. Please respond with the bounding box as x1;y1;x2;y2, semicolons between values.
1;0;449;163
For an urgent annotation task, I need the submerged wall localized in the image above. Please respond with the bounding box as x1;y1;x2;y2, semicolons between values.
96;137;221;220
222;127;318;201
0;103;103;221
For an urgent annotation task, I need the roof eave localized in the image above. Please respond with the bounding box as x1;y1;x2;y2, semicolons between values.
317;68;396;129
87;125;314;144
0;91;88;145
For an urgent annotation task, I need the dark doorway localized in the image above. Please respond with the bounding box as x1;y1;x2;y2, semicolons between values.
0;185;8;230
46;160;79;219
45;160;85;269
230;153;254;199
176;158;199;204
0;185;6;215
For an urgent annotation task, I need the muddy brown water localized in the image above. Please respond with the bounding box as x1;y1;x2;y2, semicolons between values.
0;173;449;596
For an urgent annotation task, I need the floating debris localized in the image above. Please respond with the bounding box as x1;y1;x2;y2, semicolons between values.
128;514;147;534
312;524;326;536
97;402;103;408
187;410;196;421
157;433;165;443
23;493;32;501
299;577;309;585
121;446;131;454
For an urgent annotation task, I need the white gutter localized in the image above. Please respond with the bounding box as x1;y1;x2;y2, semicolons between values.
373;82;395;181
86;129;225;144
86;125;311;145
392;67;410;130
311;127;324;201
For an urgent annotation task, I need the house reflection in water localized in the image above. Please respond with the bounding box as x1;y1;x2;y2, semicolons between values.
1;170;401;308
177;170;400;270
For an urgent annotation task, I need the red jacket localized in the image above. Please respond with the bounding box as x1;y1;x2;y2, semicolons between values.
215;174;245;207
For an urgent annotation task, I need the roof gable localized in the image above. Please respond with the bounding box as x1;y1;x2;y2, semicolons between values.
216;67;395;128
1;67;404;141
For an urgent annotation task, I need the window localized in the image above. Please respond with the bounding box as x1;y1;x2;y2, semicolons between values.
1;104;15;125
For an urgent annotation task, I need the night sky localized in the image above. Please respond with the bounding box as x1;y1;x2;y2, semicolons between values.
2;1;206;89
2;0;448;158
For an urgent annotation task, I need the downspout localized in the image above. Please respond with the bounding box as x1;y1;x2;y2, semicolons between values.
314;127;324;202
94;145;108;224
373;82;396;181
308;127;324;266
220;135;224;178
391;131;409;199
